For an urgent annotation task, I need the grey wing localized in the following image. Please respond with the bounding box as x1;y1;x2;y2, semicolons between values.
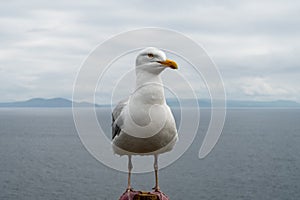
112;99;128;140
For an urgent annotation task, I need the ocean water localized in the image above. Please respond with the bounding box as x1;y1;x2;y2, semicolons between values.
0;108;299;200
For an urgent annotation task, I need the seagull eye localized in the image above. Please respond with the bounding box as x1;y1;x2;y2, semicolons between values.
147;53;154;59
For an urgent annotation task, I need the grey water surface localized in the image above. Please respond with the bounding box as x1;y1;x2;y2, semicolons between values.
0;108;299;200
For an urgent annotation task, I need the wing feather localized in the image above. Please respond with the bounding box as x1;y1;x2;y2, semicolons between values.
112;99;128;140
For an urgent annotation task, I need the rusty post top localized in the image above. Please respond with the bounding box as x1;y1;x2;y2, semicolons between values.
119;190;170;200
134;191;159;200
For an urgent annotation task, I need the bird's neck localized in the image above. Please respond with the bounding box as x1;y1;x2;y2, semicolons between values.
135;69;163;86
133;70;165;105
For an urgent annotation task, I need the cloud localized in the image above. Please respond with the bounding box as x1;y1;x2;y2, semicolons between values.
0;0;300;102
241;77;288;96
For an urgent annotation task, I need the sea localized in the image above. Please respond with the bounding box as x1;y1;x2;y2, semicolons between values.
0;108;299;200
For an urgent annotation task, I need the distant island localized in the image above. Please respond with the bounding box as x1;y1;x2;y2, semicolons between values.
167;98;300;108
0;98;103;108
0;97;299;108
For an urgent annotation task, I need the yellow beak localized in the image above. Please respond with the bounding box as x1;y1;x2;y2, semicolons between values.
158;59;178;69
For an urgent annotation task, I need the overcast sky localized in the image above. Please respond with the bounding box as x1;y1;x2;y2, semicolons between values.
1;0;300;103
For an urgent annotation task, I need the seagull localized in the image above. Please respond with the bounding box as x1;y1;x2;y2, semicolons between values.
112;47;178;192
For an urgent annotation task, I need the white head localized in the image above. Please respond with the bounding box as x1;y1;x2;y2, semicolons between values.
135;47;178;75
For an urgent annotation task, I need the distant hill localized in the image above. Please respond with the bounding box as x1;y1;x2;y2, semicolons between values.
0;97;299;108
166;98;300;108
0;98;102;107
226;99;300;108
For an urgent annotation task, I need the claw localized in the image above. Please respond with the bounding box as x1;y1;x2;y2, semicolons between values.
126;187;133;192
152;186;160;192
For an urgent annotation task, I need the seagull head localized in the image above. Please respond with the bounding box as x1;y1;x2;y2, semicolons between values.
135;47;178;74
